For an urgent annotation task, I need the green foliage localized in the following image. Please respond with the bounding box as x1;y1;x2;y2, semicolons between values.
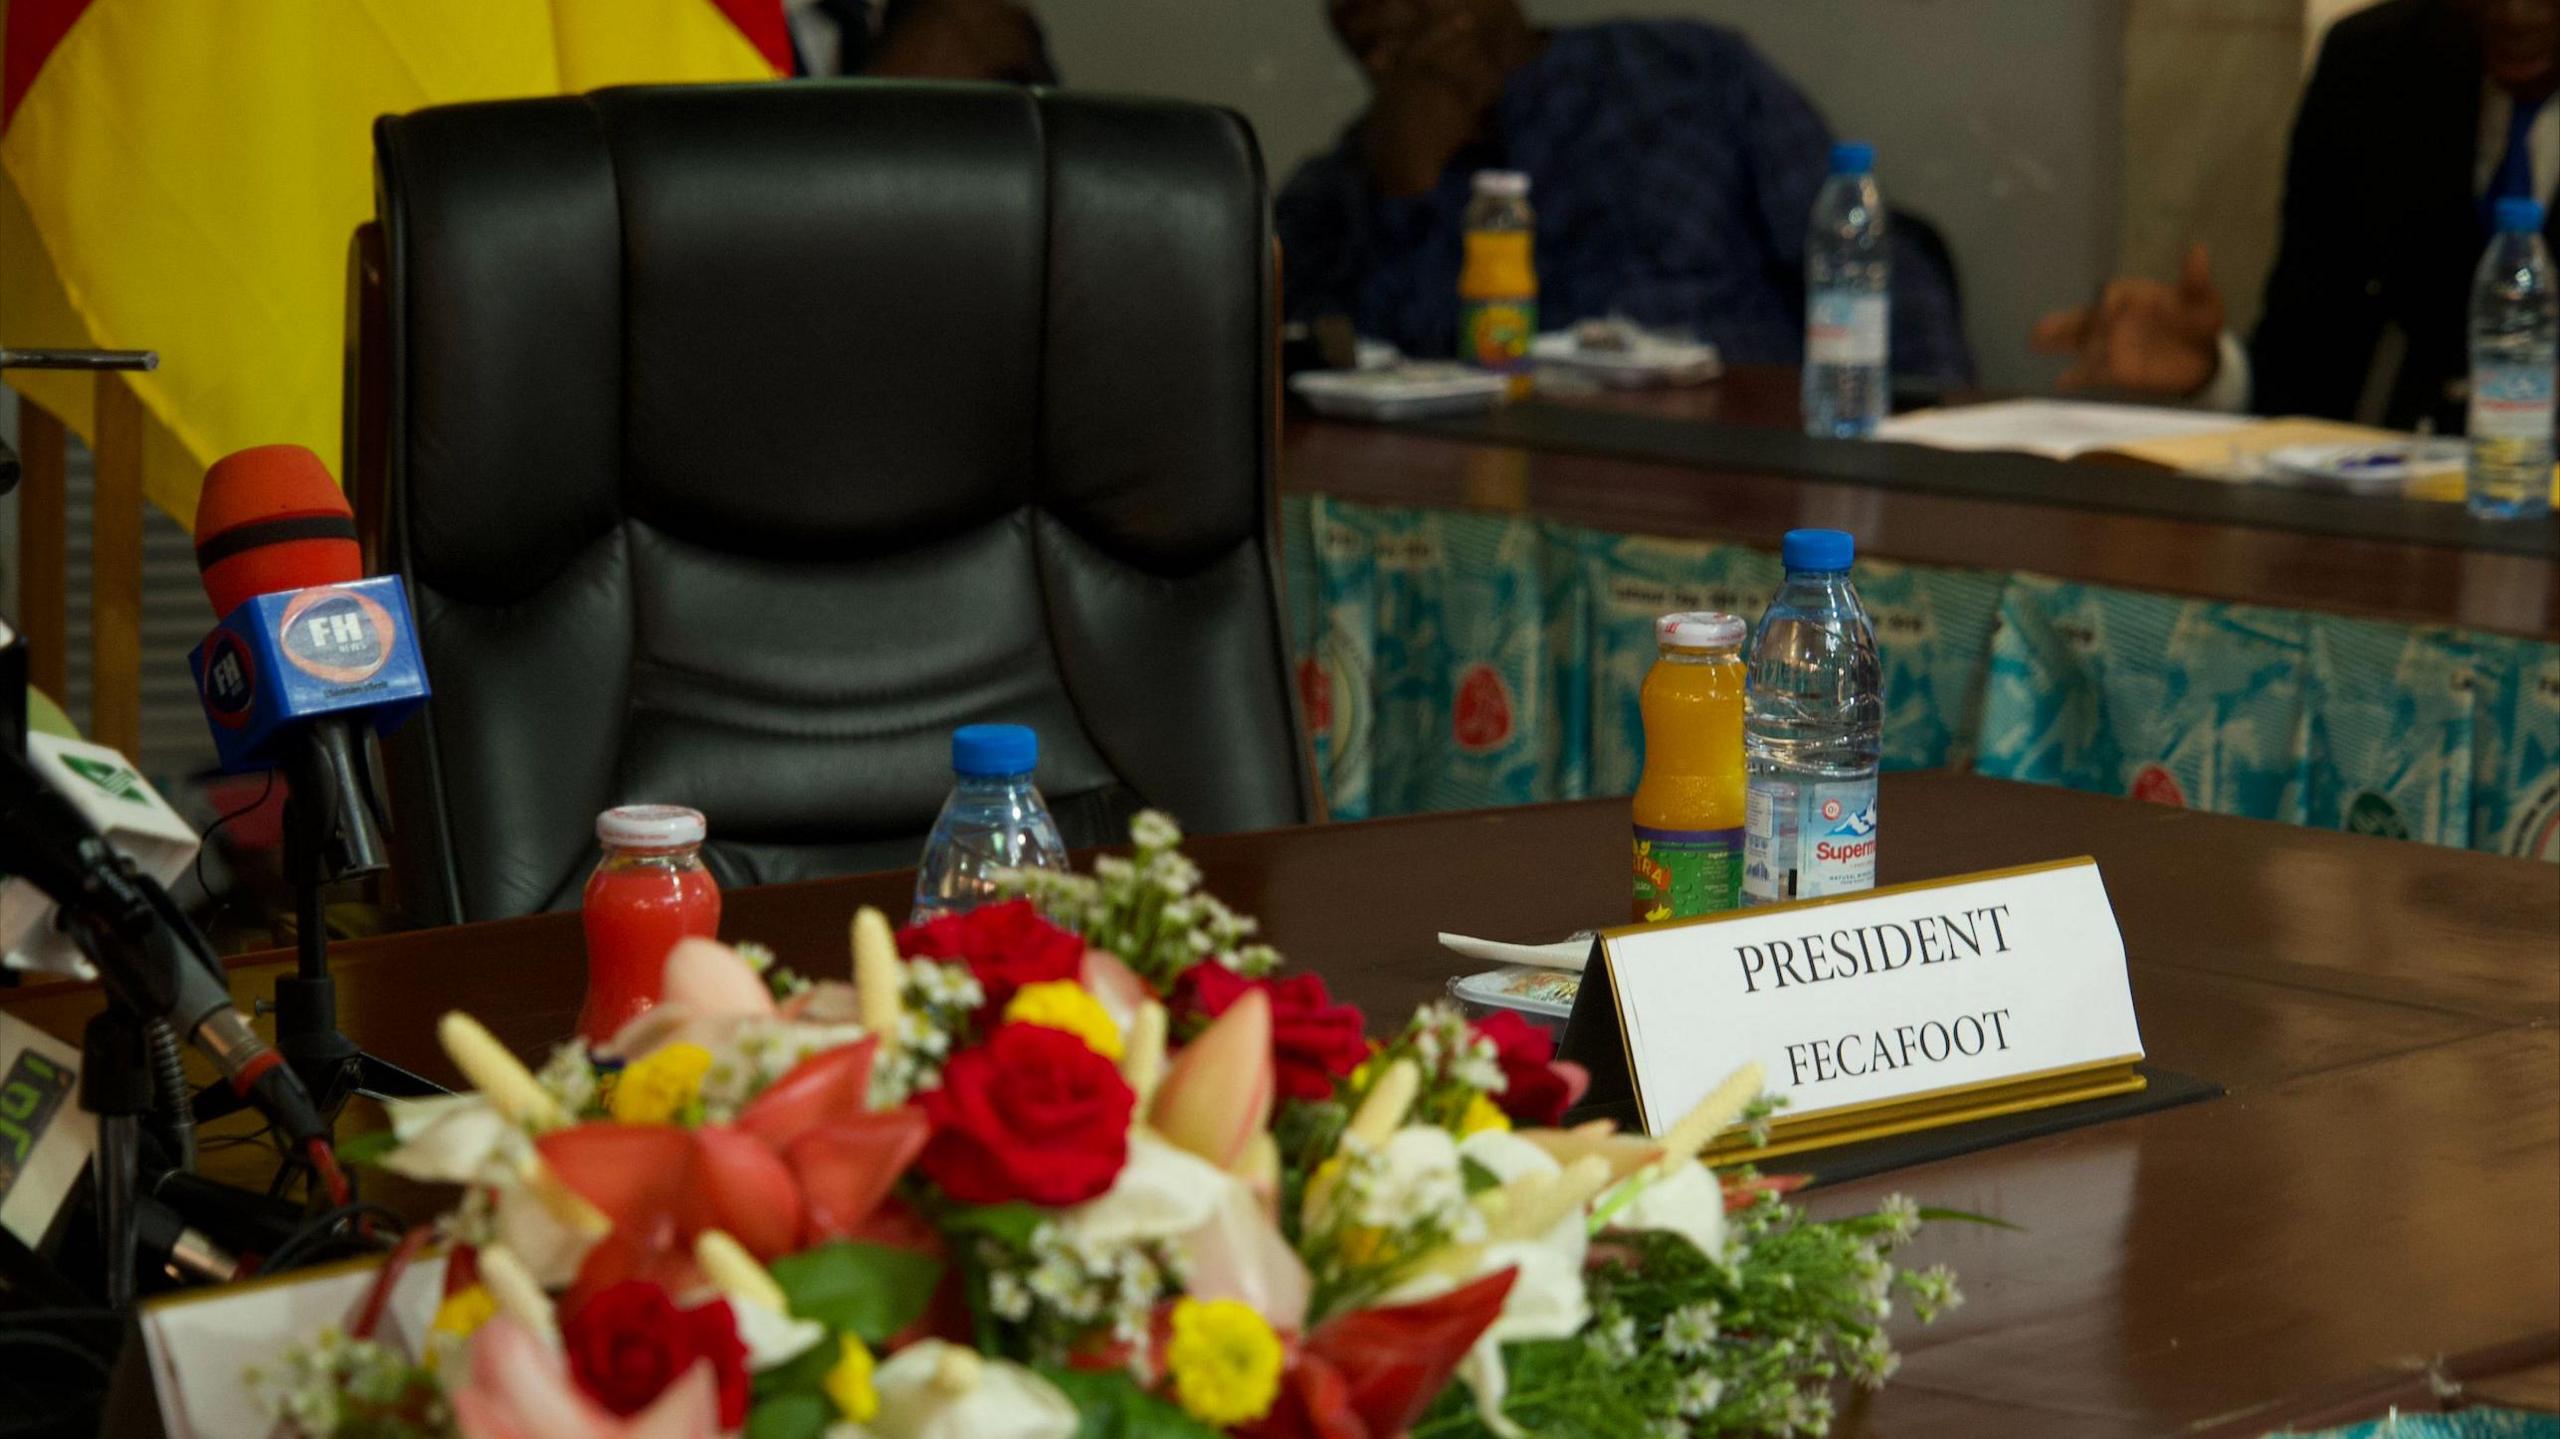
1039;1367;1223;1439
1412;1336;1674;1439
332;1128;401;1168
752;1340;841;1403
941;1201;1047;1249
1272;1096;1347;1237
742;1391;833;1439
1403;1193;1963;1439
769;1242;944;1345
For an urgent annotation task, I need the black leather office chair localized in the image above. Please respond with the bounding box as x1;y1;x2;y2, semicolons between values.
350;83;1311;925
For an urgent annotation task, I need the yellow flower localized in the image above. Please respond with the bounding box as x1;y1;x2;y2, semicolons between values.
823;1335;879;1424
1336;1224;1388;1268
1459;1092;1512;1137
425;1283;497;1369
610;1043;714;1124
1165;1297;1284;1426
1003;980;1124;1061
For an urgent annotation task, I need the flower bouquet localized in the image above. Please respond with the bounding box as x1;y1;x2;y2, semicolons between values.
258;814;1959;1439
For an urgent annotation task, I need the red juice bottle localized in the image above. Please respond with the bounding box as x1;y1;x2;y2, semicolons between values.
578;805;720;1045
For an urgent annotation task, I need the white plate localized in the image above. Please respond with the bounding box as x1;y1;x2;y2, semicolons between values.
1530;330;1722;387
1290;363;1509;421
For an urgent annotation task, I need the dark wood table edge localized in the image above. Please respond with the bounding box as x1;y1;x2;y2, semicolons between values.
1398;398;2560;561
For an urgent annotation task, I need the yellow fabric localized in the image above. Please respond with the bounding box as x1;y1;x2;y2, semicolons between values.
0;0;778;529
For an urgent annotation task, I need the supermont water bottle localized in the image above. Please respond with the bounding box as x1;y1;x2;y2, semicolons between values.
1804;141;1891;439
1742;530;1883;906
911;723;1069;924
2467;195;2557;521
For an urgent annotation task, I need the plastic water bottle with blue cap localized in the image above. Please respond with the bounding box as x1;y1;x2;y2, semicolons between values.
1742;529;1882;906
912;723;1069;923
1804;140;1891;439
2467;195;2556;520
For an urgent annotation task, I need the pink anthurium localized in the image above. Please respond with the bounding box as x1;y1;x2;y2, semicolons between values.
601;938;778;1060
1150;987;1274;1170
540;1036;929;1311
1080;947;1155;1032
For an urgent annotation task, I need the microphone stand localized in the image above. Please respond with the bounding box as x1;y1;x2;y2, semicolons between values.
268;722;443;1124
190;720;444;1142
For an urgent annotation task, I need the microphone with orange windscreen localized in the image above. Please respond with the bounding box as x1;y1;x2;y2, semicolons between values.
193;444;362;618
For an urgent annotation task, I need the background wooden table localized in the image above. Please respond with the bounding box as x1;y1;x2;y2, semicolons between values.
1283;368;2560;638
5;773;2554;1434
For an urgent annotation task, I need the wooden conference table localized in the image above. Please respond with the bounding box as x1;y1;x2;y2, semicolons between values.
1281;366;2560;639
5;773;2555;1434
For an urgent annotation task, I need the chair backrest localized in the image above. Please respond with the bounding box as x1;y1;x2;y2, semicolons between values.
355;82;1309;925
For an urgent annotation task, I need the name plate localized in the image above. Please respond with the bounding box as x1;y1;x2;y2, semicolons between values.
1559;857;2146;1161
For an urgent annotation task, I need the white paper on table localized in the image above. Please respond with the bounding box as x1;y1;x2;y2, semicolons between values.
1437;932;1593;972
1874;399;2251;462
140;1252;448;1439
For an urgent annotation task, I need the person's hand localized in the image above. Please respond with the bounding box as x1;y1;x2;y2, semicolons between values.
2030;242;2227;397
1359;9;1508;197
867;0;1044;83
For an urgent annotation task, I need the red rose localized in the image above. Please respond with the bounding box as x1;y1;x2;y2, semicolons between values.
918;1022;1135;1205
898;899;1084;1013
562;1281;749;1427
1474;1011;1572;1127
1181;965;1369;1103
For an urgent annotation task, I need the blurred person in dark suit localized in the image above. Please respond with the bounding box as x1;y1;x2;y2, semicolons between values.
2032;0;2559;431
1275;0;1973;383
790;0;1056;82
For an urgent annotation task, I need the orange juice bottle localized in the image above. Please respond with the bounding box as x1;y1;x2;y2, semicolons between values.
1633;612;1748;922
1460;170;1537;394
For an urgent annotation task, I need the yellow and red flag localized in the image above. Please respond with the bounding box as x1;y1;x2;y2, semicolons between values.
0;1;790;526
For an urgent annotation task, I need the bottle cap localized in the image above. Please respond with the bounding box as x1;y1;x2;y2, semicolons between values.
952;723;1039;778
2496;196;2545;234
1781;528;1856;572
1829;141;1876;176
597;804;706;849
1471;169;1531;198
1656;611;1746;650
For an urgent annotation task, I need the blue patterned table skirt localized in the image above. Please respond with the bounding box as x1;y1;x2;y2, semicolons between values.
1282;494;2560;860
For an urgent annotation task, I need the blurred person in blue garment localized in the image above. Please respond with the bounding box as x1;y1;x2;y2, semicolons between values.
1275;0;1974;384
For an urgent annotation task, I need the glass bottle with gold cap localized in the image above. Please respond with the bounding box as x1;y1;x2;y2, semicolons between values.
1633;612;1748;922
1460;170;1537;394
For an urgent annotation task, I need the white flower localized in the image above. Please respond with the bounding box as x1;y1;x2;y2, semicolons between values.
1675;1370;1726;1417
1854;1333;1901;1389
1130;811;1183;851
1588;1312;1638;1363
987;1270;1033;1322
1143;851;1202;895
1607;1161;1726;1261
1876;1192;1921;1242
865;1342;1079;1439
726;1295;827;1373
1353;1127;1479;1240
1061;1136;1231;1247
380;1093;526;1185
532;1044;598;1114
1663;1300;1720;1357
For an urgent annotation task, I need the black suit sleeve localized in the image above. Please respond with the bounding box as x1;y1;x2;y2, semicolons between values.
2248;24;2391;419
